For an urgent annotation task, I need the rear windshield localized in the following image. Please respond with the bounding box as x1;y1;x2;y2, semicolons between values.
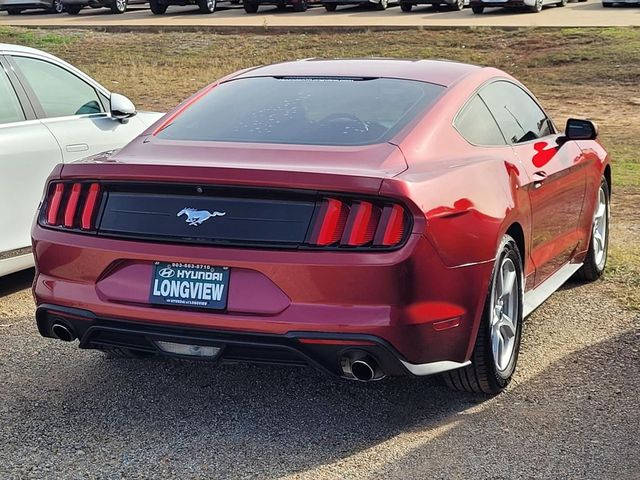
156;76;444;146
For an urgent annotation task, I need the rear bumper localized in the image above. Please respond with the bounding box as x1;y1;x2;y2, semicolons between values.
32;224;493;368
37;304;470;378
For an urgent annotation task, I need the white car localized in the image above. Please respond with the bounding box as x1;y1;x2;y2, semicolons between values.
0;44;162;277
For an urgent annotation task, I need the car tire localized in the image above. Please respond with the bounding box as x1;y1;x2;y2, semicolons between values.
530;0;543;11
198;0;216;13
451;0;464;10
376;0;388;9
323;2;337;9
471;4;483;12
65;4;82;13
400;1;412;10
293;0;307;11
575;178;610;282
50;0;65;13
558;0;566;5
110;0;127;13
243;0;258;11
443;234;524;395
149;0;168;13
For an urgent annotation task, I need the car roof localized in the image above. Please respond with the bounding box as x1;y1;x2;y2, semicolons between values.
232;58;484;87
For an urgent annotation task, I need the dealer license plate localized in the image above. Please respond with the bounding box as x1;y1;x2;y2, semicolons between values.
149;262;229;310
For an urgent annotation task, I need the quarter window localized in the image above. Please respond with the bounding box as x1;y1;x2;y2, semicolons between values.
12;56;103;118
454;94;506;146
0;68;25;125
479;81;553;144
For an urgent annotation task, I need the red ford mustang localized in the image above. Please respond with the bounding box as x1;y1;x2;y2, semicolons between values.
32;59;611;394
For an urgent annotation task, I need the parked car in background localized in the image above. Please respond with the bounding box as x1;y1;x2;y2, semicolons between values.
399;0;467;11
0;44;162;277
0;0;63;14
31;59;611;395
602;0;639;5
149;0;216;14
470;0;565;12
321;0;397;11
243;0;308;12
63;0;146;14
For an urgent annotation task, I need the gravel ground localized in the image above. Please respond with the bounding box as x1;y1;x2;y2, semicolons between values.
1;203;639;479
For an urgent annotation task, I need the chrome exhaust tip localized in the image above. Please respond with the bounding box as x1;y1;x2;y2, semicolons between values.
341;353;385;382
51;322;76;342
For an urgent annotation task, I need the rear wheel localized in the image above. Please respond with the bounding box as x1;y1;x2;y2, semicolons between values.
323;2;337;9
558;0;567;6
443;235;523;395
376;0;388;9
530;0;542;12
110;0;127;13
198;0;216;13
451;0;464;10
243;0;258;11
65;4;82;13
149;0;168;13
575;178;610;282
50;0;65;13
471;4;483;12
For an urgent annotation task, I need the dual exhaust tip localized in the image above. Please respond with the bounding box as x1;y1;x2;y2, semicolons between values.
341;353;384;382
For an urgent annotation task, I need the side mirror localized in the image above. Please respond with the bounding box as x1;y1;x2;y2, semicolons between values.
110;93;137;123
565;118;598;141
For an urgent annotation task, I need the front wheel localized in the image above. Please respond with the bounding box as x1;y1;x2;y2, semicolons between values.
243;0;258;11
471;4;483;12
443;235;524;394
149;0;168;13
110;0;127;13
198;0;216;13
530;0;543;12
451;0;464;10
375;0;388;9
575;178;610;281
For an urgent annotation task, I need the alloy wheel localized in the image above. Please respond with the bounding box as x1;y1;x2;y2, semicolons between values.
116;0;126;11
490;256;519;373
592;184;608;270
53;0;64;12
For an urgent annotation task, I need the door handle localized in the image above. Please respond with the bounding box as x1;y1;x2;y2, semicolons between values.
66;143;89;153
532;171;547;189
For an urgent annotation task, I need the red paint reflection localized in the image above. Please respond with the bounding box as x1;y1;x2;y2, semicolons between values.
532;141;558;168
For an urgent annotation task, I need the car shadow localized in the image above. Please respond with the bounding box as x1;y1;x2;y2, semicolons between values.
0;268;34;299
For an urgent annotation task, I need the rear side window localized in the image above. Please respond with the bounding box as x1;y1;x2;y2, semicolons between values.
479;81;553;144
156;76;445;146
0;68;25;125
454;94;505;146
12;56;103;118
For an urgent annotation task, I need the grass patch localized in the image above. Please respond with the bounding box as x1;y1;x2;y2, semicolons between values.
0;26;77;47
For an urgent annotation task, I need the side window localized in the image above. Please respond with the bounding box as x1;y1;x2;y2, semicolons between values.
454;94;506;146
479;81;553;144
0;68;25;125
12;56;103;119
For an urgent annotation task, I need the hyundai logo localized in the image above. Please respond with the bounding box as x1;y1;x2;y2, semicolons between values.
158;267;176;278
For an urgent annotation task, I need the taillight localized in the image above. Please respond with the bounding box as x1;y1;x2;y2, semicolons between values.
307;197;408;249
43;182;102;231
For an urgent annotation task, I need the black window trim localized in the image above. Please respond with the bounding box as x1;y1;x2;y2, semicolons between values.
0;54;36;123
6;53;109;121
453;76;558;148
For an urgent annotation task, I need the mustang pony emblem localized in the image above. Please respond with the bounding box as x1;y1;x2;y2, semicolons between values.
177;207;226;226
